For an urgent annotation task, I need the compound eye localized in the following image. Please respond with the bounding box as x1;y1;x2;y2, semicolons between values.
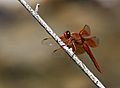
64;30;71;39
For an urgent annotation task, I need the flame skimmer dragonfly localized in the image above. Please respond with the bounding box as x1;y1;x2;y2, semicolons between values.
42;25;101;73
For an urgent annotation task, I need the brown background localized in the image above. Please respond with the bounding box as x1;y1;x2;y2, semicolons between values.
0;0;120;88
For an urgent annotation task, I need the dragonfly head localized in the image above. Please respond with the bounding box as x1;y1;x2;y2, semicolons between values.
64;30;71;39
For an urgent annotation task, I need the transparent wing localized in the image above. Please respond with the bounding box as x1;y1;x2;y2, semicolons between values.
85;36;99;48
41;37;63;53
41;38;57;46
79;25;91;37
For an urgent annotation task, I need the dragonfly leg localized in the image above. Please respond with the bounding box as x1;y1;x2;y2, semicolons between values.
72;41;77;54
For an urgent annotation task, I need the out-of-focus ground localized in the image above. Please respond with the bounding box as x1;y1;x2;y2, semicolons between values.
0;0;120;88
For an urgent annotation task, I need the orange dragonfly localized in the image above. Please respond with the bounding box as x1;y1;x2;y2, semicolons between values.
42;25;101;73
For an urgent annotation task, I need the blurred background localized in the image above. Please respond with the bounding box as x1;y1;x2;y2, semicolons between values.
0;0;120;88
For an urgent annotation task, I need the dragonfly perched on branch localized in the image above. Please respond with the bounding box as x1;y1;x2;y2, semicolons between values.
42;25;101;73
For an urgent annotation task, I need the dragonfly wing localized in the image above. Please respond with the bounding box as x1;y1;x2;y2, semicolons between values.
79;25;91;37
42;37;64;53
85;36;99;48
42;35;68;44
83;43;101;73
41;37;56;46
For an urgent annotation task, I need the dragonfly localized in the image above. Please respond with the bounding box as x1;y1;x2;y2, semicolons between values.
42;25;101;73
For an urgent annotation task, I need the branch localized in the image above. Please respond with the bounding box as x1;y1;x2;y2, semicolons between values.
18;0;105;88
35;4;39;13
